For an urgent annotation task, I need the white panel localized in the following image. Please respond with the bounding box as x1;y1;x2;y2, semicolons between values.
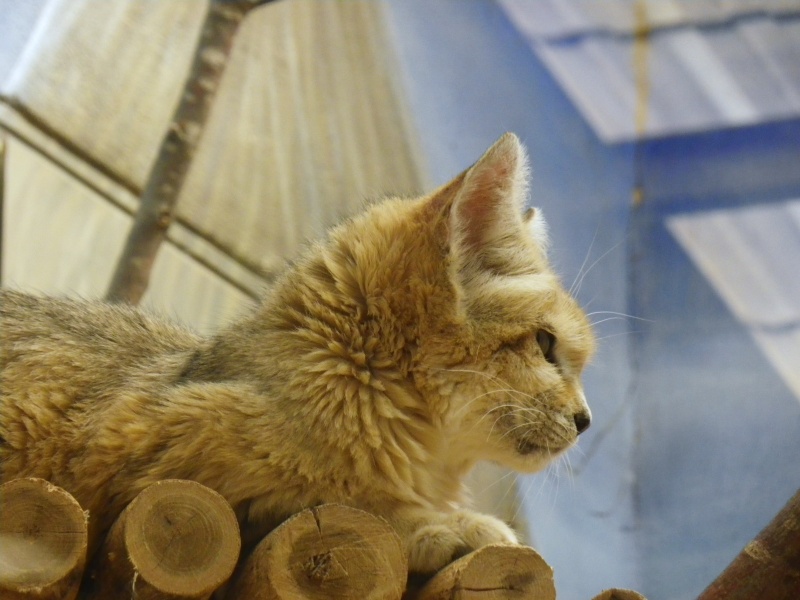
752;327;800;402
667;201;800;401
665;30;759;123
498;1;800;141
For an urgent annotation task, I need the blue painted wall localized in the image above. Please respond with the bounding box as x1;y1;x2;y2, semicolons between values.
631;119;800;598
384;2;800;598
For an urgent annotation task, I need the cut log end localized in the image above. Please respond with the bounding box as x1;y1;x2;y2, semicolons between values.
414;544;556;600
127;480;240;594
0;478;88;600
227;504;406;600
87;479;240;598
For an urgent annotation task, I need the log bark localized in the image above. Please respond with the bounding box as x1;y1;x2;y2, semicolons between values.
83;479;240;599
697;487;800;600
0;478;88;600
412;544;555;600
105;0;277;305
225;504;406;600
591;590;647;600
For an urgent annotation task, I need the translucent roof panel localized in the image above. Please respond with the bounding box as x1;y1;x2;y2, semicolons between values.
499;0;800;142
667;199;800;401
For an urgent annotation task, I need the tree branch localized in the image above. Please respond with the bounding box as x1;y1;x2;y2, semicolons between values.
698;488;800;599
106;0;278;304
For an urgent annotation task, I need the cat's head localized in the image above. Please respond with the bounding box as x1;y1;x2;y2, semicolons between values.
284;133;594;477
412;134;596;474
381;133;595;474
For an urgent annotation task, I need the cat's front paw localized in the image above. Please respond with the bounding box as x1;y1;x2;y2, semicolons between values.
407;510;517;573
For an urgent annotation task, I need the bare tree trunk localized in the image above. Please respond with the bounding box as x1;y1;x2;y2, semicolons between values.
697;488;800;600
106;0;277;305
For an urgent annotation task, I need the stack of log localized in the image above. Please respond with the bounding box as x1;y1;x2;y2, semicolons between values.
15;478;797;599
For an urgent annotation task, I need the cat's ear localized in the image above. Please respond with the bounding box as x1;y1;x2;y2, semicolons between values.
446;133;551;274
451;133;529;257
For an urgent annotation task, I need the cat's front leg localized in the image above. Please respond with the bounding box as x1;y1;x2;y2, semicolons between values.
391;507;518;573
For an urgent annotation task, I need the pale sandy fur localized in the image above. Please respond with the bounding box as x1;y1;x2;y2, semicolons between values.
0;133;595;572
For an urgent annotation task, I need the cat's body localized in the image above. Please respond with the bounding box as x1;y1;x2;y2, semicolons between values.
0;134;594;572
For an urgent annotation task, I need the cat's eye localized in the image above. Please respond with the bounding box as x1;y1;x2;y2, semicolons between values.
536;330;557;365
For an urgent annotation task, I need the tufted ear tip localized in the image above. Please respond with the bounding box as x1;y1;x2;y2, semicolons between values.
492;131;522;154
478;133;527;183
524;206;550;254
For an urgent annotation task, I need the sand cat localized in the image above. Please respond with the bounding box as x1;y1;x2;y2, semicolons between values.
0;133;594;572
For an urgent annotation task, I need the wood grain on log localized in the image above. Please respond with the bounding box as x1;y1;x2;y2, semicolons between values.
84;479;240;599
0;478;88;600
697;487;800;600
225;504;406;600
413;544;555;600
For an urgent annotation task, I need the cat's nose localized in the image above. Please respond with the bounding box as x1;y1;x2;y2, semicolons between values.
573;411;591;435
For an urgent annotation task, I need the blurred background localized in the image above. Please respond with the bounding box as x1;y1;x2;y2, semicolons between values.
1;1;799;598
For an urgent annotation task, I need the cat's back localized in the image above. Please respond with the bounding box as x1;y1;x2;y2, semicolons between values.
1;289;201;384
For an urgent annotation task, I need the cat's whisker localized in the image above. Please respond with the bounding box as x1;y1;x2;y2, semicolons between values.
590;317;653;330
487;412;515;438
474;470;521;517
491;405;548;420
568;439;587;461
484;403;546;427
512;474;536;525
471;404;522;434
476;405;533;431
571;238;626;298
586;310;654;322
550;456;562;512
454;389;518;419
561;452;576;486
509;407;574;440
569;222;601;296
596;330;642;342
434;367;521;397
582;290;601;311
496;471;521;514
495;421;545;442
588;311;654;330
475;468;517;495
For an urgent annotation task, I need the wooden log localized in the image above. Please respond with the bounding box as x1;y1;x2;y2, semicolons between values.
225;504;406;600
592;590;647;600
84;479;240;599
413;544;555;600
697;487;800;600
0;477;88;600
